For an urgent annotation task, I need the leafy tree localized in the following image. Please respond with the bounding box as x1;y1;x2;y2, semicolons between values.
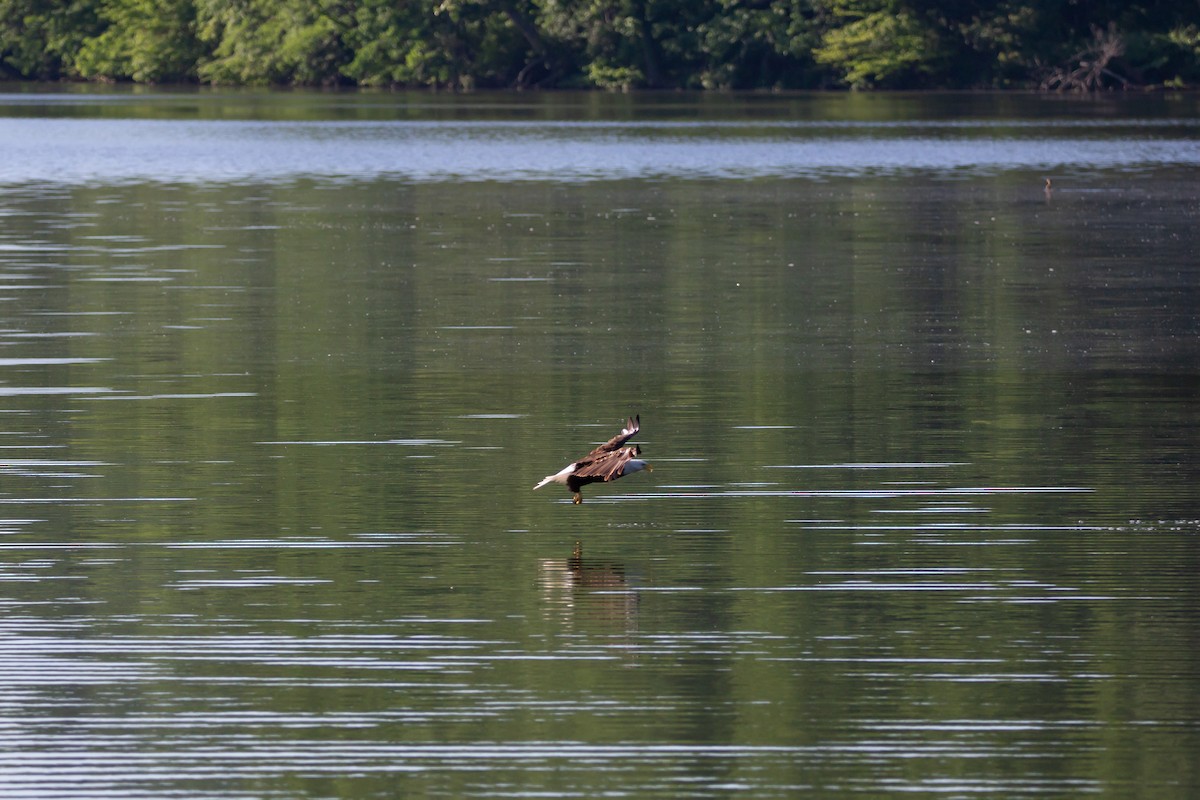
195;0;348;85
340;1;435;87
527;0;672;89
0;0;1197;89
813;0;939;88
1156;24;1200;85
427;0;537;89
342;0;539;89
0;0;99;79
692;0;821;89
74;0;202;82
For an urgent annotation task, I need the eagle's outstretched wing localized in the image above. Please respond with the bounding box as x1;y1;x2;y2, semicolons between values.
581;415;639;459
572;445;640;483
569;416;640;483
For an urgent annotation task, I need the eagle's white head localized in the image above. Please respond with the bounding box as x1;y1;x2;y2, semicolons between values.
622;459;652;476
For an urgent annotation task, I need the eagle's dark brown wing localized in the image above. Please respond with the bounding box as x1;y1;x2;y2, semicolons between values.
572;445;639;483
580;415;639;460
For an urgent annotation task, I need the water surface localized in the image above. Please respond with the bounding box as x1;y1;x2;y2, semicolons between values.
0;88;1197;798
2;88;1199;184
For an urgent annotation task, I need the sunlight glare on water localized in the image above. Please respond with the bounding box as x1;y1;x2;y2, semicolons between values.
1;117;1199;184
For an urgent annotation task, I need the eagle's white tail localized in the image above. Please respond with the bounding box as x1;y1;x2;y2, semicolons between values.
533;463;575;490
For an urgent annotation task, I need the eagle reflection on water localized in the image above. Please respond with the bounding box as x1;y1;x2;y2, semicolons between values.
538;541;639;632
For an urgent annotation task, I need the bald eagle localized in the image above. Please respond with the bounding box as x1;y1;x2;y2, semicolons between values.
533;415;652;504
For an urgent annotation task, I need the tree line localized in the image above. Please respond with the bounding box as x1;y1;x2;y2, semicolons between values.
1;0;1197;91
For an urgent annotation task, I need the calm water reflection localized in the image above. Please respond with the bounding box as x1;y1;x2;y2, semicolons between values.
0;89;1197;798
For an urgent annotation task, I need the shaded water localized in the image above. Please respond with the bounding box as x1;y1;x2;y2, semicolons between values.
0;88;1198;798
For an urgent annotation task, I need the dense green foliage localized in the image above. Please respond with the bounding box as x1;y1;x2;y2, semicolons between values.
1;0;1198;89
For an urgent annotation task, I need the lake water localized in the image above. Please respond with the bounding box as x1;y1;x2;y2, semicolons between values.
0;86;1198;798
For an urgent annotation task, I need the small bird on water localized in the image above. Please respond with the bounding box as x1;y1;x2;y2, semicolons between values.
533;414;652;504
